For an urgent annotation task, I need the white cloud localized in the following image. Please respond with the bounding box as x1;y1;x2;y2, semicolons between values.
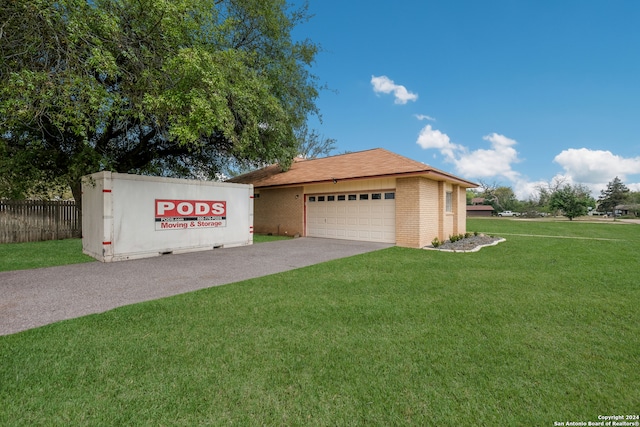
414;114;436;121
458;133;521;181
416;125;461;160
415;128;640;200
371;75;418;104
416;127;521;182
512;179;551;201
553;148;640;184
551;148;640;197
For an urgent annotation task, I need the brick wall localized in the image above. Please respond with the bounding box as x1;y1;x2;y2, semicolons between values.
253;186;303;236
427;180;442;246
396;177;440;248
456;185;467;235
438;181;446;241
442;184;468;240
395;177;419;247
396;178;468;248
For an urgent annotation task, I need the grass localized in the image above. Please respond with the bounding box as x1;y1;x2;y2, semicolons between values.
253;233;293;243
1;220;638;425
0;234;288;272
0;238;95;272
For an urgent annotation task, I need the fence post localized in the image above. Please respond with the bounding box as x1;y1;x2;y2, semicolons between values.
54;201;58;240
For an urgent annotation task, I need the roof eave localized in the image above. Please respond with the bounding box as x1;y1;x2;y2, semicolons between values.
252;170;478;189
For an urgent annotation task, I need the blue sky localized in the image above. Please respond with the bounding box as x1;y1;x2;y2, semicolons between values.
293;0;640;198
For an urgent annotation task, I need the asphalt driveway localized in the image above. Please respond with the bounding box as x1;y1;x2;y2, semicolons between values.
0;238;392;336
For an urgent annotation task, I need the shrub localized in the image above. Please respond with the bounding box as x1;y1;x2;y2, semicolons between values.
431;237;441;247
449;234;465;243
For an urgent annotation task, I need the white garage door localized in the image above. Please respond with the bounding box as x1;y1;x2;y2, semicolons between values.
306;191;395;243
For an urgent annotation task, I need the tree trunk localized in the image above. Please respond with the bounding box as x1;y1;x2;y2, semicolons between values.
70;178;83;237
70;179;82;212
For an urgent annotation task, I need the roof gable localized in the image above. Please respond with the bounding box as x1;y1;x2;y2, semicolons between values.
228;148;478;188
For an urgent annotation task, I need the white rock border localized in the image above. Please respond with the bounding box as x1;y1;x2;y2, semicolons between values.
423;238;506;253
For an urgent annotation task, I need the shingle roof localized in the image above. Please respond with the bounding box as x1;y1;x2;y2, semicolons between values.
228;148;478;188
466;205;495;211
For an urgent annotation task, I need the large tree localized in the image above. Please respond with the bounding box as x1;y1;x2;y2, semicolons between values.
629;191;640;204
549;184;594;220
533;177;567;209
597;177;630;213
477;181;517;212
295;123;336;159
0;0;321;202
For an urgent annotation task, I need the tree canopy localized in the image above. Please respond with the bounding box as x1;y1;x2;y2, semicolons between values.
597;177;630;213
475;181;518;212
1;0;321;201
549;183;594;220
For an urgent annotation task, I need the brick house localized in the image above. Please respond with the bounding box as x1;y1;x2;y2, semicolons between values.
228;148;478;248
466;205;495;217
467;197;495;217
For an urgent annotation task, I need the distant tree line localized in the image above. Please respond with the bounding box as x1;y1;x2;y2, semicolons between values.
467;177;639;220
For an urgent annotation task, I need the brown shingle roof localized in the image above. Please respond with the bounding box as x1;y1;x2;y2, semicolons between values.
466;205;495;211
228;148;478;189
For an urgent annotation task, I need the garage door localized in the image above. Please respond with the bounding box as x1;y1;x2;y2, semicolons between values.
306;191;395;243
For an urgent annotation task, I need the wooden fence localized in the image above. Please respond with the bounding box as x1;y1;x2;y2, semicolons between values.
0;200;81;243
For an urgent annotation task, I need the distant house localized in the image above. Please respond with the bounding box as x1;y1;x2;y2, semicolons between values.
614;204;639;217
466;205;495;217
228;148;478;248
467;197;495;217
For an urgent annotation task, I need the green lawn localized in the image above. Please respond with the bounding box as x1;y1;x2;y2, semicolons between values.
0;238;95;272
1;220;638;425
